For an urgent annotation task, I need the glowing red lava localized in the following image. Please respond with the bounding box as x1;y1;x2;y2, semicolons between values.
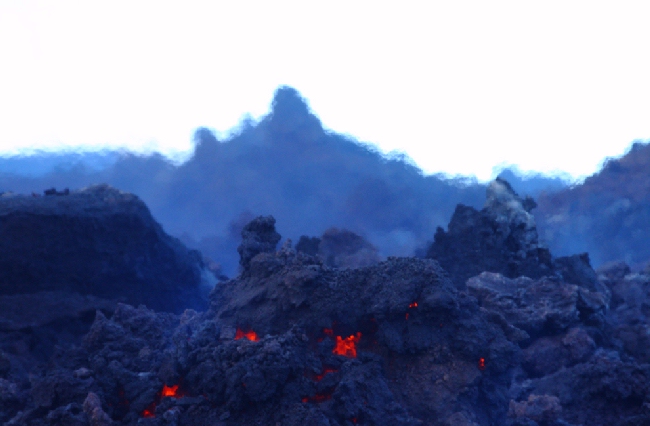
161;384;180;397
409;302;418;308
478;357;486;371
333;332;362;358
140;382;186;418
235;328;259;341
142;403;156;418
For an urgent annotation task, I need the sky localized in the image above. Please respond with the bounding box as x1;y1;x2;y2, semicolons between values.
0;1;649;182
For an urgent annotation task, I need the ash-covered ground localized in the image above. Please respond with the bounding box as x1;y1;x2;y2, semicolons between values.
1;180;650;425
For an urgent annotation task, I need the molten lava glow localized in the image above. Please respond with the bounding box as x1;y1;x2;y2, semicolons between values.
314;367;338;381
405;313;409;320
235;328;259;341
478;357;486;371
409;302;418;308
161;384;179;397
142;403;156;418
141;383;186;418
333;332;362;358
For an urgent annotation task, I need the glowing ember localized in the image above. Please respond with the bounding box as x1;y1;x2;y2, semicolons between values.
478;357;486;371
314;367;338;381
405;313;409;320
333;332;362;358
161;384;179;397
141;382;186;418
323;328;334;336
142;403;156;418
235;328;259;341
409;302;418;308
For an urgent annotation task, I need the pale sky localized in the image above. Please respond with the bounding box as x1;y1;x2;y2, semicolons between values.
1;1;648;181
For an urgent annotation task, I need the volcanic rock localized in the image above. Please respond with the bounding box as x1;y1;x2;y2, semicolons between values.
2;196;650;425
0;184;213;313
597;262;650;363
466;272;607;339
426;178;553;288
237;215;281;270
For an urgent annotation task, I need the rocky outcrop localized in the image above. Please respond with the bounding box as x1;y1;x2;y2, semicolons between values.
426;178;554;287
0;184;213;313
237;215;281;270
426;178;602;295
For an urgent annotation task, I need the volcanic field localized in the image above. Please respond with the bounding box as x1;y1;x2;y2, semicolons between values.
0;179;649;425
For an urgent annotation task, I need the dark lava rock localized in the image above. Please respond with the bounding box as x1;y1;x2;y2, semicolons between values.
426;178;554;288
0;184;213;313
427;178;602;295
467;272;607;340
597;263;650;363
514;349;650;426
207;237;519;425
237;215;281;269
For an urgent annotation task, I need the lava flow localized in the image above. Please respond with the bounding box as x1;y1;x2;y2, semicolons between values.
235;328;259;341
141;383;186;418
333;332;362;358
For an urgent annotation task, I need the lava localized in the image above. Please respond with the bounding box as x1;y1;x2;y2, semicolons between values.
235;328;259;341
333;332;362;358
142;403;156;418
409;302;418;308
478;357;486;371
162;384;181;397
140;382;186;418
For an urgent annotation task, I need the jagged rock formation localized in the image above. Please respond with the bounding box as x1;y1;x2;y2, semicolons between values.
237;215;281;269
0;184;214;313
426;178;553;287
426;178;604;297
